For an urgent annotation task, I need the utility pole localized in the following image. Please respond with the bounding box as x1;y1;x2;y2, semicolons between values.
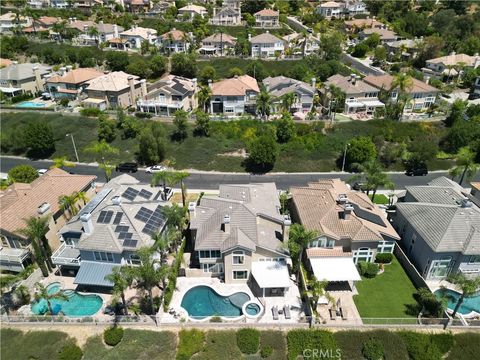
66;133;79;163
341;143;350;172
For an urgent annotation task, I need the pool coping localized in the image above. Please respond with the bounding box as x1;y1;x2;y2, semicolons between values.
432;285;480;319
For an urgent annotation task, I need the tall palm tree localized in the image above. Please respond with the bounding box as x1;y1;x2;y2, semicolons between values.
34;282;68;315
152;232;171;264
446;272;480;319
151;170;175;201
352;159;394;200
105;267;132;315
288;224;318;277
308;275;328;309
196;85;212;112
74;191;89;206
50;156;76;170
17;216;52;276
281;92;296;113
390;72;413;116
85;140;119;182
87;26;100;46
170;171;190;207
256;85;272;121
58;194;78;218
163;203;187;231
449;147;479;185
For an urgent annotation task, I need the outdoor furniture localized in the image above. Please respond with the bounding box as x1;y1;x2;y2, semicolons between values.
341;308;348;320
272;306;279;320
284;305;291;319
329;308;336;320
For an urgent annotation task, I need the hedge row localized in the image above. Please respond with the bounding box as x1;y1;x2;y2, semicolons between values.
163;238;186;311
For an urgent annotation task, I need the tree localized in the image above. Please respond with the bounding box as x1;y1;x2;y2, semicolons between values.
319;32;343;60
194;110;210;137
23;122;55;158
241;0;267;15
50;156;76;170
198;65;216;85
281;92;296;113
256;85;272;120
246;61;267;81
106;51;129;71
17;216;53;276
8;165;38;183
170;53;197;78
58;194;78;219
445;99;467;127
288;224;318;275
276;112;296;143
138;123;166;165
373;46;387;64
172;109;189;141
74;191;89;205
247;135;279;170
33;282;68;315
120;115;141;139
84;140;119;182
98;115;117;142
449;147;479;185
149;55;167;78
446;272;480;319
351;42;369;58
228;67;243;77
170;171;190;207
390;72;413;115
87;26;99;46
416;287;447;318
105;267;132;315
345;137;377;168
308;276;328;310
152;232;171;264
163;203;187;232
126;57;152;79
352;159;394;200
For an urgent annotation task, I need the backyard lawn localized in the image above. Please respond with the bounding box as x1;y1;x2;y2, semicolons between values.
353;256;418;320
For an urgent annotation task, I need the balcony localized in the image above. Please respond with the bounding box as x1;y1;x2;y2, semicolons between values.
137;99;183;108
0;247;31;273
51;243;81;267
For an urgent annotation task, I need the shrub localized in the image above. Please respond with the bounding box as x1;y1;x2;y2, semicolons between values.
430;333;454;355
103;326;124;346
398;331;442;360
448;333;480;360
58;344;83;360
80;107;103;117
287;330;337;360
209;316;222;323
176;329;205;360
358;261;379;278
362;339;384;360
261;345;273;358
163;238;185;310
236;328;260;354
8;164;39;183
375;253;393;264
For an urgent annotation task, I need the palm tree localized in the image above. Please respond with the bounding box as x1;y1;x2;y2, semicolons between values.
308;276;328;309
34;282;68;315
170;171;190;207
163;203;187;231
281;92;296;113
85;140;119;182
446;272;480;319
17;216;52;276
50;156;76;170
152;232;171;264
87;26;100;46
390;72;413;115
105;267;132;315
196;85;212;112
151;170;175;201
449;147;479;185
288;224;318;277
351;159;394;200
129;247;169;315
74;191;89;206
58;194;78;218
256;85;272;121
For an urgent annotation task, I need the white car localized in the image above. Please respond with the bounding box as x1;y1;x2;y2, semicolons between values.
145;165;166;173
37;169;48;176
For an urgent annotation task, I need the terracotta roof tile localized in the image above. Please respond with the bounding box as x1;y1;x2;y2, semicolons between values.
210;75;259;96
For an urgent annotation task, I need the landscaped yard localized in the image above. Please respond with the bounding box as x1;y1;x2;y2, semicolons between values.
372;194;389;205
353;256;418;320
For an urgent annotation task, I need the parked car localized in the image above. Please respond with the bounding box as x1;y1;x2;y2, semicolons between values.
145;165;166;173
37;169;48;176
115;162;138;173
468;93;480;100
406;164;428;176
352;182;368;191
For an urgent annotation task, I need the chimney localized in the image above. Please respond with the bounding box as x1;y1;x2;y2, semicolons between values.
282;214;291;242
113;24;118;38
188;201;196;218
450;51;456;56
311;77;316;88
60;66;66;76
37;202;51;215
32;66;42;92
248;33;251;41
343;203;354;220
128;75;135;100
337;193;348;204
350;73;356;85
140;78;147;96
192;77;197;90
424;75;430;84
112;195;121;205
223;214;231;234
80;213;94;235
208;79;213;88
66;65;72;73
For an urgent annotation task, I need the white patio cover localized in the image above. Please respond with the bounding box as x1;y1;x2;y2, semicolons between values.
361;99;385;107
251;261;290;288
0;86;22;93
309;257;361;282
345;101;364;108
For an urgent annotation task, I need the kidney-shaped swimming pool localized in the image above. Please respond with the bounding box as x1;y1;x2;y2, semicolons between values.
180;285;251;319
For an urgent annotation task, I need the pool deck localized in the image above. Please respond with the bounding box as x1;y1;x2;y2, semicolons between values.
161;277;305;324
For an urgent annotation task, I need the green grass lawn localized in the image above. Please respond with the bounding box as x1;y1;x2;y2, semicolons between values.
353;256;418;320
82;329;176;360
372;194;389;205
195;331;243;360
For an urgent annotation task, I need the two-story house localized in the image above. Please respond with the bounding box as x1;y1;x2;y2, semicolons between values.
119;26;158;49
423;52;480;80
46;66;104;100
364;74;439;114
263;76;317;113
254;9;279;27
393;177;480;280
357;28;398;44
0;62;51;97
159;29;191;53
199;33;236;56
384;38;422;61
324;74;384;116
83;71;147;109
178;4;207;19
210;6;242;26
283;32;320;57
344;18;385;33
250;32;285;59
54;174;168;289
188;183;292;296
137;75;198;116
291;179;400;288
0;12;32;33
316;1;344;19
209;75;259;116
0;168;96;273
345;0;369;16
124;0;151;13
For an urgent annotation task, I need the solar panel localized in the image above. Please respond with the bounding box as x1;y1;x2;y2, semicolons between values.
124;232;133;240
97;210;113;223
104;211;113;223
153;191;163;200
137;205;166;235
113;212;123;224
138;189;153;199
115;225;129;233
123;239;138;248
122;187;139;201
118;232;127;239
79;188;113;216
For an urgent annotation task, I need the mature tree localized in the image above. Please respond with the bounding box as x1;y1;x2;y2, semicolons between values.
119;115;141;139
172;110;189;141
98;115;117;143
352;159;394;200
50;156;76;169
309;276;328;310
446;272;480;319
449;147;480;185
152;232;171;264
228;67;243;77
198;65;216;85
256;85;272;120
416;287;447;318
445;99;467;127
169;171;190;207
105;266;133;315
149;55;167;78
390;73;413;114
87;26;99;46
23;122;55;158
8;165;38;183
17;216;52;276
281;92;296;113
105;51;129;71
246;61;267;81
319;32;343;60
247;135;279;170
171;53;197;78
196;85;212;112
373;46;387;64
351;42;369;58
241;0;267;15
345;137;377;168
288;224;318;275
58;194;78;219
194;110;210;137
126;57;152;79
84;140;119;182
33;282;68;315
276;112;296;143
163;203;187;232
138;123;166;165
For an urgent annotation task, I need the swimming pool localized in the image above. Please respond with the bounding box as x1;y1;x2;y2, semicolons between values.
15;101;46;108
31;282;103;317
434;288;480;315
180;285;250;319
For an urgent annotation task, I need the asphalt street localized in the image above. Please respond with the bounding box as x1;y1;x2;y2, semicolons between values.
2;156;478;191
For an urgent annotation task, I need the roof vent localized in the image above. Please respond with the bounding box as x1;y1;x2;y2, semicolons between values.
461;199;472;208
188;202;196;212
223;214;231;224
37;202;51;215
283;214;291;226
112;195;121;205
337;193;348;204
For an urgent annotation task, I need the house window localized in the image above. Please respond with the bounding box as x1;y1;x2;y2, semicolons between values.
129;254;141;266
232;250;245;265
429;257;453;279
377;241;395;254
199;250;221;259
202;263;224;273
469;255;480;264
353;247;373;264
93;251;114;262
233;270;248;280
309;236;335;249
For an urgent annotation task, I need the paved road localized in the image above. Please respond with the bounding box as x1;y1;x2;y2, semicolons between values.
342;54;384;76
2;156;478;190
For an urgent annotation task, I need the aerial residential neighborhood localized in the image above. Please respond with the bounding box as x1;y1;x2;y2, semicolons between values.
0;1;479;359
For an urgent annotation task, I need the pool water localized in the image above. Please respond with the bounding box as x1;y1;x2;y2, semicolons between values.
245;303;261;316
31;282;103;317
180;285;250;318
15;101;46;108
434;289;480;315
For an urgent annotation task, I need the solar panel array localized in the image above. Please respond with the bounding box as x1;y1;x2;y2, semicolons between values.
79;188;112;216
115;225;129;233
113;212;123;224
97;210;114;224
123;239;138;248
138;189;153;199
122;187;139;201
134;205;165;235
